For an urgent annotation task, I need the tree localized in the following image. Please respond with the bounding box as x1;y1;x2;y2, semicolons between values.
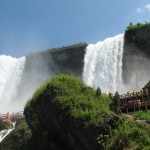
113;91;120;114
96;87;101;97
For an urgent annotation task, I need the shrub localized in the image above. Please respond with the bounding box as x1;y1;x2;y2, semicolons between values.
105;120;150;149
96;87;101;97
133;110;150;123
126;22;150;31
113;91;120;114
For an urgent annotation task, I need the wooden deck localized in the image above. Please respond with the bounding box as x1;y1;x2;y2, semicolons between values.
120;93;150;113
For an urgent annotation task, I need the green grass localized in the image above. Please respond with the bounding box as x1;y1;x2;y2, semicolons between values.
133;110;150;123
105;120;150;150
25;74;113;126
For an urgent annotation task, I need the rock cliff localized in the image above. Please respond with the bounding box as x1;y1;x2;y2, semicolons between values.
17;43;87;104
123;24;150;90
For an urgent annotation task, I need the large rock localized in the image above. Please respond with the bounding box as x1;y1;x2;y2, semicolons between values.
24;74;116;150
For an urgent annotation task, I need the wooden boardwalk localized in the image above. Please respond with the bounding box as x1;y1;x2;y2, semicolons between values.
120;92;150;113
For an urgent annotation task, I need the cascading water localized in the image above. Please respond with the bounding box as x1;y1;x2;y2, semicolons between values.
0;55;26;113
0;121;16;142
83;34;124;93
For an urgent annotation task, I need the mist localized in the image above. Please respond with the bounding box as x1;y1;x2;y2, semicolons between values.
0;51;57;113
82;34;150;95
121;44;150;93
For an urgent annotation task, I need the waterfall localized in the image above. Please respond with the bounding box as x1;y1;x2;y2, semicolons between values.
83;34;124;93
0;55;26;113
0;121;16;142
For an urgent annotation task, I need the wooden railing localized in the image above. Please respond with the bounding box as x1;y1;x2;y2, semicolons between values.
0;111;24;121
120;93;150;111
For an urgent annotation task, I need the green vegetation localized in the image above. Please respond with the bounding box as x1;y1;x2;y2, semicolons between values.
113;91;120;114
0;120;31;150
29;74;112;126
126;22;150;32
49;42;87;53
23;75;150;149
105;120;150;150
96;87;101;97
0;120;13;131
133;110;150;123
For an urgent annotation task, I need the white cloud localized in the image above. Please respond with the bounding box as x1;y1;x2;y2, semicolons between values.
136;8;143;13
145;4;150;11
136;3;150;13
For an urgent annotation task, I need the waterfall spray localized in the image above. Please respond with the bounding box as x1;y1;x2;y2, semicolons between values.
83;34;124;93
0;55;26;112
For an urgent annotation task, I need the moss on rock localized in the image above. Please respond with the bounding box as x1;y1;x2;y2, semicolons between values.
24;74;114;150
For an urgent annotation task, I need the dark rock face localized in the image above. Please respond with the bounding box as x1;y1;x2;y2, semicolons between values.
24;86;100;150
49;43;87;78
123;25;150;91
17;43;87;104
125;25;150;53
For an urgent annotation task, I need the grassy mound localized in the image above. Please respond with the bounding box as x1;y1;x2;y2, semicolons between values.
26;74;112;126
24;74;114;149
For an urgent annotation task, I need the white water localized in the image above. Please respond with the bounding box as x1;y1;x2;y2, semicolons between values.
83;34;124;93
0;55;26;112
0;121;16;142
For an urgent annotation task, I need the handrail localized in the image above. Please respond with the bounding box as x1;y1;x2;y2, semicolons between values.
0;111;24;121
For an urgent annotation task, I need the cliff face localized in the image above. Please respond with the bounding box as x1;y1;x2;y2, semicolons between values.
125;25;150;51
49;43;87;78
15;26;150;108
123;25;150;90
17;43;87;105
25;43;87;79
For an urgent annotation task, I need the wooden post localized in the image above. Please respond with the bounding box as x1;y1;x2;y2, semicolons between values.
138;107;140;111
126;108;128;113
134;106;135;112
146;105;147;111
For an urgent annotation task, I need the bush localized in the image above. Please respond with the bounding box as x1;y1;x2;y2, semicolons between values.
126;22;150;31
113;91;120;114
133;110;150;123
105;120;150;150
96;87;101;97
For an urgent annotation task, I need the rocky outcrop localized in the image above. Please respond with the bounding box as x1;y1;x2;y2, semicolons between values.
17;43;87;104
49;43;87;78
122;24;150;90
125;25;150;54
23;74;118;150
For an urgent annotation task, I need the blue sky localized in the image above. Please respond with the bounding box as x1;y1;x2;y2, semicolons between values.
0;0;150;57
